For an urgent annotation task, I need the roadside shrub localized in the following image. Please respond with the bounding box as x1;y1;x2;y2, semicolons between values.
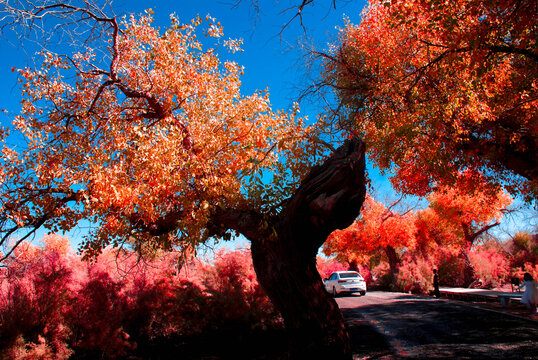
200;249;280;332
433;246;465;288
370;262;392;289
68;270;134;358
316;257;349;280
469;245;510;288
357;265;374;286
0;235;74;360
0;236;280;359
397;256;434;294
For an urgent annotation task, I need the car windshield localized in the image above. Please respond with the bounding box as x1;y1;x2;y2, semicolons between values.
339;272;362;279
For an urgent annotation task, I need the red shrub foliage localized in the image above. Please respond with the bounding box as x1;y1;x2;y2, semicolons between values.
432;246;466;288
0;235;281;359
397;255;434;294
370;262;391;289
506;232;538;274
1;236;74;359
469;244;510;288
200;250;280;332
356;265;374;286
316;257;349;280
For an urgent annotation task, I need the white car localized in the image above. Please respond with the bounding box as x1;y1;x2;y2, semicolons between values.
324;271;367;296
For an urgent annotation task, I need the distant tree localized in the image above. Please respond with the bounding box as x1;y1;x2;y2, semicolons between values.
505;231;538;274
423;183;512;286
324;194;416;286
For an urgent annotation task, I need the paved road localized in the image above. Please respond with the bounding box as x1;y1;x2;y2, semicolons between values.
337;291;538;359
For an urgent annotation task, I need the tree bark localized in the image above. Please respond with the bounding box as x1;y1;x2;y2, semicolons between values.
209;137;367;359
460;221;500;287
384;245;400;289
460;246;476;288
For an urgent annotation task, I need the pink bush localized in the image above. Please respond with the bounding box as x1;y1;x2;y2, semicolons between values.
397;256;434;294
0;236;280;358
316;257;349;280
371;262;391;289
357;265;374;286
0;236;74;359
68;270;134;358
431;246;466;288
469;245;510;288
199;249;280;331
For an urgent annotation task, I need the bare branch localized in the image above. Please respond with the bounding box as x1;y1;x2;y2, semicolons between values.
0;189;80;261
0;0;118;54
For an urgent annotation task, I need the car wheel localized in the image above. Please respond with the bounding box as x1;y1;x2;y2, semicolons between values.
332;287;338;297
360;291;366;296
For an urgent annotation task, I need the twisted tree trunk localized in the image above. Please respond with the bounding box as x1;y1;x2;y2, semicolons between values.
460;222;500;287
385;245;400;288
210;138;367;359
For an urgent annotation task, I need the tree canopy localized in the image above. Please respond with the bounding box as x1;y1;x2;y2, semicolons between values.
0;3;368;357
324;0;537;200
324;194;416;266
0;6;324;259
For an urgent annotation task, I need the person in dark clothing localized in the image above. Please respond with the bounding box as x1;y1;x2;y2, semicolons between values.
433;269;440;298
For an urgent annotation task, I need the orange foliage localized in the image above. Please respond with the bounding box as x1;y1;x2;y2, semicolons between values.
428;184;511;227
424;183;512;248
324;194;416;264
326;0;538;200
0;12;320;258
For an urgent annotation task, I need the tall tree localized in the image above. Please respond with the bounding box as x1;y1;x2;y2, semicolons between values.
324;194;417;285
422;183;512;286
0;2;366;358
323;0;537;200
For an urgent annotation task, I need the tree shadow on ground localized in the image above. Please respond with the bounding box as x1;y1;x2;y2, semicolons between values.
342;299;538;360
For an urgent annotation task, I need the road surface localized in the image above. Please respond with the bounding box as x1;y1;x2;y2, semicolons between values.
337;291;538;359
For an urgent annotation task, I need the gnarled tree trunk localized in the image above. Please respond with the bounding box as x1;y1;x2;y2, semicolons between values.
384;245;400;288
460;222;500;288
210;138;367;359
460;245;477;288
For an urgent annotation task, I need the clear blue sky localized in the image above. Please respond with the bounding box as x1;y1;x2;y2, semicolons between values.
0;0;533;249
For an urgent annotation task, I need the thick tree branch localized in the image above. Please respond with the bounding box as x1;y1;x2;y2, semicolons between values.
207;207;276;243
281;137;366;255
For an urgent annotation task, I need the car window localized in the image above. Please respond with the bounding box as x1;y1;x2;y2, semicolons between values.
339;272;362;279
329;273;337;280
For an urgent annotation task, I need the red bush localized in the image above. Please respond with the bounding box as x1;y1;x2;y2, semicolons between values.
430;246;466;288
469;245;510;288
0;236;281;359
194;249;280;332
316;257;349;280
397;255;434;294
0;235;74;359
68;270;134;358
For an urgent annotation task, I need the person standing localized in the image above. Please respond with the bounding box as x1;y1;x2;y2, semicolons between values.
433;269;440;298
517;273;538;314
